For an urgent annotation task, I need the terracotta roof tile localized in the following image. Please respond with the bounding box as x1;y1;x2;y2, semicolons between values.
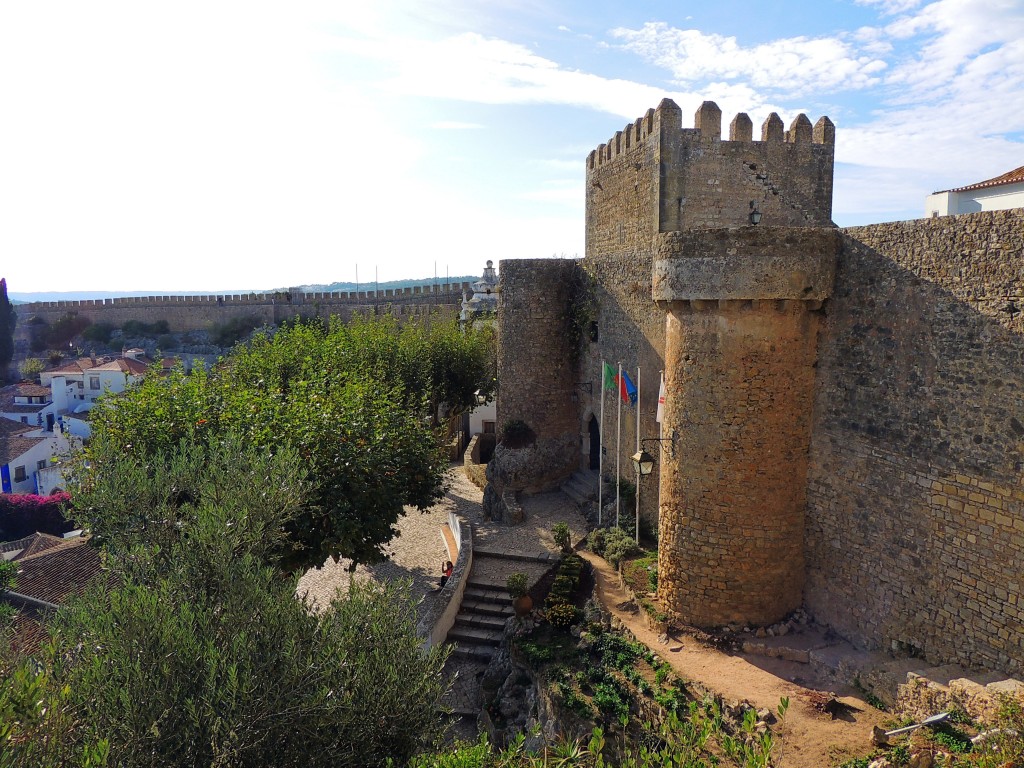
13;533;68;560
0;419;47;464
2;533;66;560
12;537;104;605
87;358;149;375
937;164;1024;194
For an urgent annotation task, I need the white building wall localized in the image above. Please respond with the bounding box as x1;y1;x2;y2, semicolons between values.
926;181;1024;217
3;436;59;494
468;401;497;436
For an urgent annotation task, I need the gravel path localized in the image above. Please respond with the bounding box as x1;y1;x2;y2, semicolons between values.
296;465;485;620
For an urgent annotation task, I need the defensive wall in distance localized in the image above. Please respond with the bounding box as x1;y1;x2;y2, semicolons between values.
12;283;472;341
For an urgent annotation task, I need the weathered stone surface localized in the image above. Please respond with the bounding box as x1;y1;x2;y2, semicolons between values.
808;210;1024;676
652;226;839;302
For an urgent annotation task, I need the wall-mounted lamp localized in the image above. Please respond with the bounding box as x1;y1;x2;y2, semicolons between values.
749;201;762;226
630;435;677;476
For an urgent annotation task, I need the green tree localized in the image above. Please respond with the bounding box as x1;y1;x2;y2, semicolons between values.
0;278;15;383
0;560;16;627
7;440;450;768
19;357;45;381
74;313;483;570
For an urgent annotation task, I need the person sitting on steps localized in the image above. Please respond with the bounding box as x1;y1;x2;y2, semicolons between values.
431;560;453;592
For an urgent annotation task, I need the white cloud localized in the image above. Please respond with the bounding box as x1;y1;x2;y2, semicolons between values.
610;23;888;97
344;32;687;119
854;0;925;14
431;121;485;130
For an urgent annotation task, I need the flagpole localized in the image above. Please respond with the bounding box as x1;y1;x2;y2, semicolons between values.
635;365;641;541
598;359;605;526
616;361;622;528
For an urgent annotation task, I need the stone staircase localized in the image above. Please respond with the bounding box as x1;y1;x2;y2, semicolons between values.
447;579;511;662
560;469;600;509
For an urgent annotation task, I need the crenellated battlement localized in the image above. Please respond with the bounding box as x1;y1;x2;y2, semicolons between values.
587;99;835;171
13;283;472;339
585;98;836;260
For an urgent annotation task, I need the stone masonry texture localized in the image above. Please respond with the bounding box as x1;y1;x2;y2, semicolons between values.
493;259;581;494
13;284;470;340
807;210;1024;675
654;226;839;627
497;99;1023;675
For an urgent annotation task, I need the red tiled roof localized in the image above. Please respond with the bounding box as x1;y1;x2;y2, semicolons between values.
0;384;50;413
2;532;66;560
8;608;49;656
11;537;104;606
15;384;50;397
0;419;46;464
88;357;149;375
937;164;1024;194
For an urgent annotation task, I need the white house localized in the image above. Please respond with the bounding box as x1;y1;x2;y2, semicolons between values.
0;383;59;431
926;164;1024;217
0;420;63;494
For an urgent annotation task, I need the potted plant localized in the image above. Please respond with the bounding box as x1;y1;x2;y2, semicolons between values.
506;572;532;617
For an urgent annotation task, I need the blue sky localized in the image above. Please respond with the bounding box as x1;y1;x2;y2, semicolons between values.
2;0;1022;293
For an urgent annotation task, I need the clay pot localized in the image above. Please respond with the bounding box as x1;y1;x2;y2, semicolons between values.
513;595;533;617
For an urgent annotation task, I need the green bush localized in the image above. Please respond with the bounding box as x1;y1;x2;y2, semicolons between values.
551;522;572;553
546;602;579;630
506;572;529;600
121;319;169;338
82;322;116;344
590;527;642;568
209;315;261;347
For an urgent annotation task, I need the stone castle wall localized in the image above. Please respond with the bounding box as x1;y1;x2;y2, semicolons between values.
654;227;839;627
579;100;834;530
808;209;1024;674
13;283;471;340
490;259;580;499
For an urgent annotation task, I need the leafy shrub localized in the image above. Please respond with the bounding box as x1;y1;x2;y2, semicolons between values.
121;319;169;338
546;602;579;630
209;315;261;347
589;527;642;568
546;553;584;608
82;322;116;344
506;572;529;600
45;313;91;349
592;681;628;719
551;522;572;553
155;334;178;351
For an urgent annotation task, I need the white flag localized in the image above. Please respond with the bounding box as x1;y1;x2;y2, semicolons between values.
656;374;666;423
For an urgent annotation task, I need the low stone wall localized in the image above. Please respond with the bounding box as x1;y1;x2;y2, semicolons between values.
463;435;489;489
417;511;472;650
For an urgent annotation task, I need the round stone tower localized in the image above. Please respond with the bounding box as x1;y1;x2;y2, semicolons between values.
652;226;839;627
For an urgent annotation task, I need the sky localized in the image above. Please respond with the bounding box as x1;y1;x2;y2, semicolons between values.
1;0;1022;294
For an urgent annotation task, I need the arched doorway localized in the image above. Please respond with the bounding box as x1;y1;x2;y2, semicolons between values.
588;415;600;471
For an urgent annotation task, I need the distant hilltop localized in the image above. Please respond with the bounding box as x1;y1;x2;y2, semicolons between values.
9;276;479;304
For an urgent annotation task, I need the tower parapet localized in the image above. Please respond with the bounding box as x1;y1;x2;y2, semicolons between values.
585;99;835;262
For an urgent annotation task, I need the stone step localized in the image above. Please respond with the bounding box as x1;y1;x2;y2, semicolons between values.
460;598;514;617
447;625;504;646
450;643;496;662
455;612;508;631
463;582;509;600
473;548;559;564
561;483;591;506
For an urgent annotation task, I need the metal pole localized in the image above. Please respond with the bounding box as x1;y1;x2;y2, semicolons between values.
616;361;622;528
635;365;641;541
598;359;605;526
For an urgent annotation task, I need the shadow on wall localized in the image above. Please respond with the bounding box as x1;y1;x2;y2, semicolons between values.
806;230;1024;675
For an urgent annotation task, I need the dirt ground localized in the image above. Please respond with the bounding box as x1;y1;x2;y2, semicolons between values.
581;551;888;768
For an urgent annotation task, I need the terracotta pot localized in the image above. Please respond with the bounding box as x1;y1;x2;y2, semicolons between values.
513;595;533;617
